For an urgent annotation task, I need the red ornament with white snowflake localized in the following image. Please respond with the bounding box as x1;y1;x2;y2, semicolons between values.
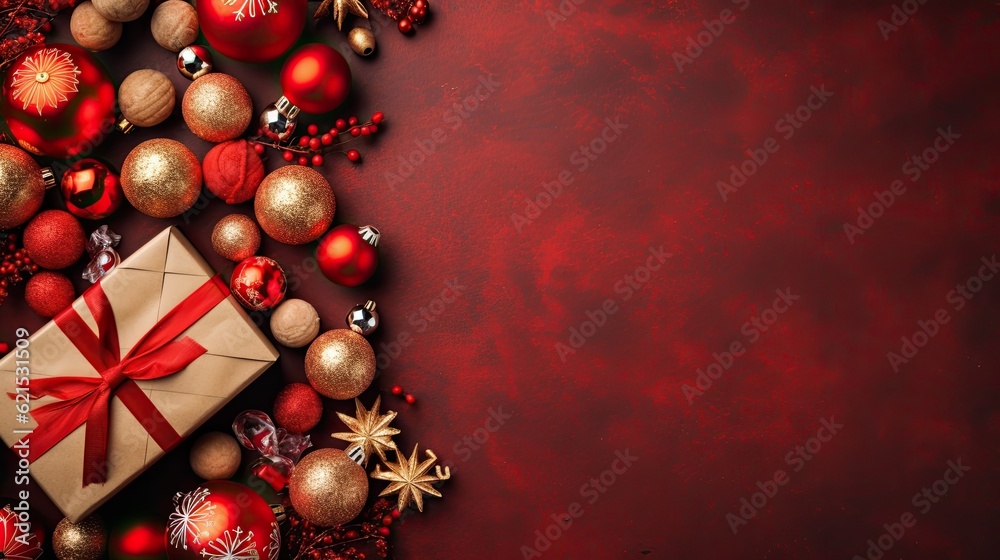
197;0;307;62
165;481;281;560
1;43;116;158
0;504;43;560
230;256;287;311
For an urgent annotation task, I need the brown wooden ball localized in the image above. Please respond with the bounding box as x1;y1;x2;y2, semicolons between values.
151;0;199;52
70;1;122;51
119;69;176;128
91;0;148;22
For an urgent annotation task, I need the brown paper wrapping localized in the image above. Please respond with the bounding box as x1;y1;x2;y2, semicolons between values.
0;227;279;521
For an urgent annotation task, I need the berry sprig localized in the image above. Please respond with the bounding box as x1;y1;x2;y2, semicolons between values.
284;498;397;560
390;384;417;405
0;0;74;69
250;112;384;167
370;0;428;34
0;232;37;306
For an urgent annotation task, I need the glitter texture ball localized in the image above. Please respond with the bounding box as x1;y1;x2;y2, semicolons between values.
25;271;75;317
304;329;376;400
181;73;253;142
189;431;242;480
273;382;323;433
23;210;86;269
254;166;335;245
211;214;260;262
230;256;287;311
53;515;107;560
270;298;321;348
0;144;47;229
121;139;202;218
289;448;368;526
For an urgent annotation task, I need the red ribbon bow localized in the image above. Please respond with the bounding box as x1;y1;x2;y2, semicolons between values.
11;274;230;486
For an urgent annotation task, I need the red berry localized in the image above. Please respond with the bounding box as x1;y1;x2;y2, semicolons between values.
348;116;358;126
311;154;324;166
309;137;321;151
321;133;333;145
398;18;413;33
369;125;378;133
283;150;295;162
360;126;371;136
253;143;266;155
298;156;309;166
378;527;390;537
391;385;403;395
391;509;401;519
349;127;361;137
307;124;319;135
405;394;416;404
345;530;360;539
371;112;384;124
346;150;360;162
298;136;310;147
0;342;8;354
335;118;347;131
414;0;426;8
382;515;393;526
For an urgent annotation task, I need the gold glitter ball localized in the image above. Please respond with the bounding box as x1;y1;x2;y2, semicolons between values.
211;213;260;261
0;144;47;229
121;138;202;218
289;448;368;526
182;72;253;142
254;166;335;245
305;329;375;400
53;515;107;560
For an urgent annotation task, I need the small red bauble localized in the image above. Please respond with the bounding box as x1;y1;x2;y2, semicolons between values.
23;210;86;270
60;159;123;220
1;505;43;560
317;224;380;287
280;44;352;114
203;140;265;204
197;0;306;62
165;481;279;560
108;516;166;560
231;256;287;311
1;44;116;158
273;383;323;434
25;271;75;318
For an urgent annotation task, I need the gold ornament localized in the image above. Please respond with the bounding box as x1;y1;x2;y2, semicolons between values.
121;138;202;218
182;73;253;142
211;214;260;261
151;0;199;52
371;444;450;513
118;69;175;129
0;144;49;229
348;27;376;56
315;0;368;30
52;515;107;560
254;166;335;245
70;2;122;51
331;396;399;465
289;448;368;526
305;330;375;400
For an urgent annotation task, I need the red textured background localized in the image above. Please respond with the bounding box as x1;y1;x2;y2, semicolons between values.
2;0;1000;558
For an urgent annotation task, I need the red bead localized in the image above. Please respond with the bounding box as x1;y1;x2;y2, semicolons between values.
405;394;416;404
349;127;361;137
348;116;358;126
398;18;413;33
0;342;8;354
391;385;403;395
309;137;321;150
346;150;360;162
335;118;347;130
307;124;319;135
253;143;266;154
321;133;333;145
283;150;295;161
298;156;309;166
371;112;384;124
311;154;324;166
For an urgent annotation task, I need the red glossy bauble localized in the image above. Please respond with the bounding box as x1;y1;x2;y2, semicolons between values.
317;224;380;287
198;0;307;63
165;481;280;560
280;44;351;114
109;516;166;560
230;256;287;311
60;159;123;220
1;504;43;560
1;44;116;158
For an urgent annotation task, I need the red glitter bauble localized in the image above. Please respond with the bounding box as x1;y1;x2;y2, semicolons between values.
23;209;86;270
197;0;306;62
230;256;287;311
274;383;323;434
1;44;116;158
25;271;75;318
164;481;279;560
317;225;380;287
280;44;351;114
60;158;123;220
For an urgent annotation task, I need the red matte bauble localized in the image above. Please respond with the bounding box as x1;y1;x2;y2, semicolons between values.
109;516;167;560
317;225;379;287
197;0;306;63
273;383;323;434
231;256;287;311
23;209;86;270
280;44;351;114
60;159;123;220
1;44;116;158
165;481;279;560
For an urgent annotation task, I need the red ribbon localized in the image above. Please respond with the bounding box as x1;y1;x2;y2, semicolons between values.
11;274;230;486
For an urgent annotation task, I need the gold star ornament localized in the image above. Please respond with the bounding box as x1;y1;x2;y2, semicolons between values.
371;445;450;512
331;396;400;465
314;0;369;30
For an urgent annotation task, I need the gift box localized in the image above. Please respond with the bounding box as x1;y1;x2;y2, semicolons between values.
0;227;279;521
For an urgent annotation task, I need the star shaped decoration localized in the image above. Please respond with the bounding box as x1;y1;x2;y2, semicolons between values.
371;444;450;512
314;0;369;30
331;396;400;465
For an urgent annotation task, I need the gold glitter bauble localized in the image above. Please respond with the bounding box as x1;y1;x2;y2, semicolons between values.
305;329;375;400
0;144;47;229
254;166;335;245
121;138;202;218
289;448;368;526
53;515;107;560
182;73;253;142
211;214;260;261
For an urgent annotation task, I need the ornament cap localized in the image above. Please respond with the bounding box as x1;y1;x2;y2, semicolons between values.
364;300;376;312
275;95;301;120
40;167;56;189
359;225;380;247
116;117;135;134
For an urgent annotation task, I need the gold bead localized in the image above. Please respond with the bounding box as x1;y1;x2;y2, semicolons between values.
182;73;253;142
0;144;46;229
119;69;175;127
289;448;368;526
304;330;375;400
121;139;202;218
348;27;376;56
211;214;260;261
52;515;107;560
254;166;335;245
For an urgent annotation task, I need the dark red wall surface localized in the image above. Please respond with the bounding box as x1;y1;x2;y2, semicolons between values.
2;0;999;558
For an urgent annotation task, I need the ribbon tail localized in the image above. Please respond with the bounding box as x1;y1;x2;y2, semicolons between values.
81;387;114;486
27;393;98;461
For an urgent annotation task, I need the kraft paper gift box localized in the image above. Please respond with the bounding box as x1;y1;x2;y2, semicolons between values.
0;226;279;521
